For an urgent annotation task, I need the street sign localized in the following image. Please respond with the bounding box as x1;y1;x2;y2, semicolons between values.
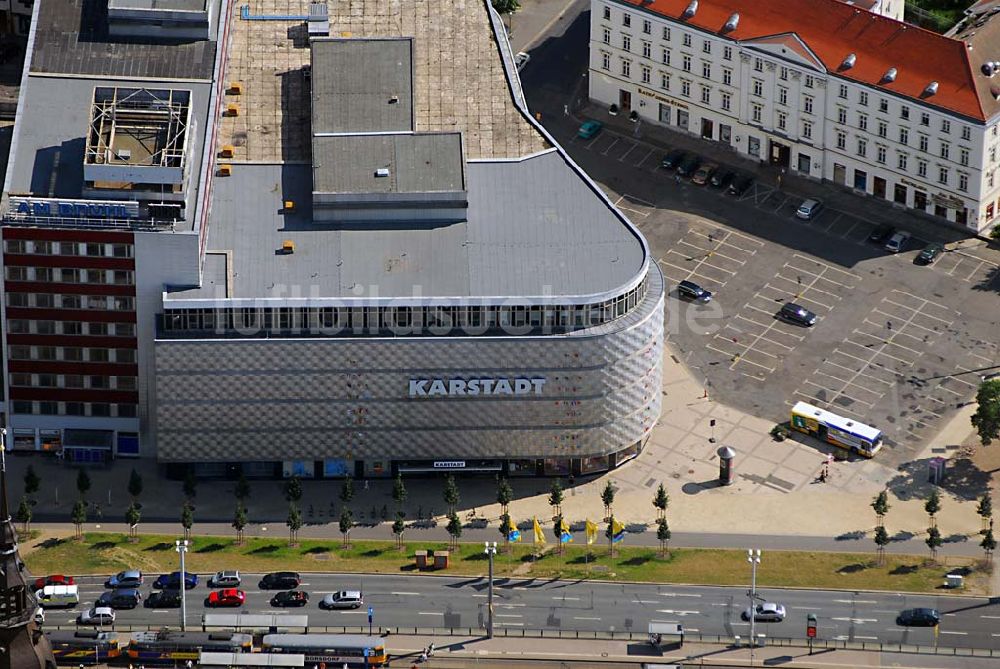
368;606;374;622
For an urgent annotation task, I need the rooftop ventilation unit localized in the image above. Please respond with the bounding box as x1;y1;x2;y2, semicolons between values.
992;84;1000;101
683;0;698;19
882;67;897;83
723;13;740;31
923;81;939;96
375;168;391;178
841;53;856;69
984;62;998;76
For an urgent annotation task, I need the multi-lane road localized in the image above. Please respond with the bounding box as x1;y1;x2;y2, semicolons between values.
43;573;1000;650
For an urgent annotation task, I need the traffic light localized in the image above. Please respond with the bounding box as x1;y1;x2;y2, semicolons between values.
806;613;817;639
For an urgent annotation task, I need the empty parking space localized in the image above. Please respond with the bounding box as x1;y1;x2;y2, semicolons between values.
657;224;762;295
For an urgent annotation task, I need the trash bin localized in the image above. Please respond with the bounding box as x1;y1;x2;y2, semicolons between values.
433;550;450;570
415;550;428;569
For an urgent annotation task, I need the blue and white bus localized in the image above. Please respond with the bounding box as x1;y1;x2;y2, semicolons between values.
790;401;883;457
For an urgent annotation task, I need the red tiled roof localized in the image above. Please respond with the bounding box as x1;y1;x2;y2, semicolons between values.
620;0;986;120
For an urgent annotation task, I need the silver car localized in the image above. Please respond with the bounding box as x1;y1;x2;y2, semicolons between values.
209;570;241;588
319;590;364;610
884;231;911;253
78;606;116;626
742;602;786;622
795;199;823;220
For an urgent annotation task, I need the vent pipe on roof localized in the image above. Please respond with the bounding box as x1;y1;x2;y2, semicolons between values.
983;62;997;77
924;81;939;96
723;13;740;31
683;0;698;19
882;67;897;83
991;84;1000;100
841;53;856;69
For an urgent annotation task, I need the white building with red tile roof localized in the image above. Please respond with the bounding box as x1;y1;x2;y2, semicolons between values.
589;0;1000;233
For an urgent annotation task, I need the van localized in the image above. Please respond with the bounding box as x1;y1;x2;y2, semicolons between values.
38;584;80;608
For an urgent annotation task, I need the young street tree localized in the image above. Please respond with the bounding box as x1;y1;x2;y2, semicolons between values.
180;502;194;539
76;469;91;500
499;513;515;552
283;476;303;503
286;503;303;546
496;478;513;516
71;499;87;539
232;503;248;545
605;515;618;557
871;490;890;526
125;502;141;540
234;472;250;502
601;481;616;520
392;512;406;549
127;468;143;503
339;507;354;548
392;474;408;513
873;524;890;565
971;378;1000;445
183;469;198;500
653;483;669;521
443;475;460;515
446;511;463;549
339;476;355;505
15;497;32;533
23;465;40;501
924;490;942;527
548;479;564;519
977;493;993;531
926;526;943;560
981;528;997;560
657;517;671;557
552;515;565;554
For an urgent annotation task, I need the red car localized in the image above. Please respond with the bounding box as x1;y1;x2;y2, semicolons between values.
33;574;74;591
206;588;245;608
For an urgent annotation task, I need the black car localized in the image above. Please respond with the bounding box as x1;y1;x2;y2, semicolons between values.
660;149;687;169
676;155;701;177
897;608;940;627
677;280;712;302
270;590;310;608
710;170;735;189
96;588;141;610
868;223;895;244
258;571;301;590
145;590;182;609
728;174;753;196
778;302;817;327
916;242;944;264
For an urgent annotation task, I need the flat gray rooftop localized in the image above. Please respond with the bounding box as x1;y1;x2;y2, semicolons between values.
109;0;208;10
311;39;413;135
31;0;216;80
312;133;464;195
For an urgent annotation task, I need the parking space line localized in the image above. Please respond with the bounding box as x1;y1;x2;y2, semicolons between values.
791;390;870;419
839;220;861;239
769;194;790;213
802;380;878;408
618;142;638;162
869;309;943;333
889;288;951;312
820;212;844;233
600;138;619;155
773;274;844;301
851;330;924;355
826;360;895;385
735;313;778;330
961;258;988;282
675;239;747;265
843;340;914;365
633;148;654;168
706;343;776;372
810;371;886;398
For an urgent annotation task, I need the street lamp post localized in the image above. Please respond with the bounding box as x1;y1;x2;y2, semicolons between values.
176;540;189;631
484;541;497;638
748;549;761;666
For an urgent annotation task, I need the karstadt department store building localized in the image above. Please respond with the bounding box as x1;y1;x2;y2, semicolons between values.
1;0;664;479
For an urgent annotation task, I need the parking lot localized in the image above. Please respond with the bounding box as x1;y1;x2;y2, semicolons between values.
561;120;1000;466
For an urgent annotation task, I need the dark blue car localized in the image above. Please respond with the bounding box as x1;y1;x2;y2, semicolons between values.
153;571;198;590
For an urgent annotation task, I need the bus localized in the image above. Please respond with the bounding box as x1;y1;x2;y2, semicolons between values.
262;634;389;667
790;401;883;457
126;631;252;665
45;630;123;665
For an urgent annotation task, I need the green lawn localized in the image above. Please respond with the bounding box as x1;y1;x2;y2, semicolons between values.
22;532;990;594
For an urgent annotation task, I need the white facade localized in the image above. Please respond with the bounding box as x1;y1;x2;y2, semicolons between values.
588;0;1000;233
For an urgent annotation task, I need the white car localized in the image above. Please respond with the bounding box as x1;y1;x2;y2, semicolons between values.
209;570;241;588
78;606;115;626
795;199;823;220
742;602;786;622
884;231;911;253
319;590;364;610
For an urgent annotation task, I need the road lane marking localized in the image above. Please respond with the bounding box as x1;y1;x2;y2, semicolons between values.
632;600;659;604
656;609;700;616
940;631;968;635
496;614;523;618
472;594;487;598
417;612;439;616
496;622;524;626
552;596;580;601
573;616;602;621
391;592;420;596
832;617;878;623
980;615;1000;619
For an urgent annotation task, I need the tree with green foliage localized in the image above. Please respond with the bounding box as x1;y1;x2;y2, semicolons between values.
491;0;521;14
496;478;513;516
392;473;407;513
183;469;197;500
548;479;564;518
443;475;460;515
232;503;247;545
499;513;515;552
392;512;406;549
339;507;354;548
180;502;194;539
605;515;619;557
971;378;1000;445
286;503;302;546
127;468;143;503
125;502;141;540
15;497;32;533
924;490;941;527
339;476;355;505
926;526;943;560
653;483;669;520
601;481;616;521
871;490;890;526
234;472;250;502
23;465;40;501
981;528;996;560
76;469;91;500
977;493;993;531
873;525;890;565
71;499;87;539
552;514;565;554
657;517;671;557
283;476;303;503
446;510;463;549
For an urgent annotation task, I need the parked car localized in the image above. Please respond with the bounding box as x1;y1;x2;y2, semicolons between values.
691;162;718;185
884;231;911;253
78;606;115;626
153;571;199;590
795;198;823;220
660;149;687;170
728;174;754;196
105;570;142;589
868;223;895;244
205;588;246;608
209;570;242;588
677;280;713;303
271;590;310;608
709;170;735;189
259;572;301;590
916;242;944;264
37;585;79;608
96;588;142;610
778;302;817;326
514;52;530;72
577;120;603;140
742;602;786;622
145;590;182;609
319;590;364;610
897;608;940;627
676;154;701;177
33;574;74;591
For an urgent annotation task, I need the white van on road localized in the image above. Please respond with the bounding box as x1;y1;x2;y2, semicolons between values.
37;584;80;608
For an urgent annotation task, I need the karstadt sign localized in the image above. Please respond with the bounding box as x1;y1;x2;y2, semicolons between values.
409;377;546;397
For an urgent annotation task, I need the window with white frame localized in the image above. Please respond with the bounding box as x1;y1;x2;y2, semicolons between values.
879;98;888;113
877;120;887;138
622;34;631;51
917;159;927;177
804;74;814;88
839;83;848;99
642;41;651;58
602;52;610;70
682;54;691;71
641;65;650;83
754;58;763;72
803;95;813;114
779;66;788;81
603;5;611;19
702;39;711;54
857;138;867;157
990;172;995;188
642;19;651;34
681;80;691;97
803;120;812;139
702;61;711;79
899;128;908;145
683;32;691;46
919;134;928;152
723;45;732;60
603;27;610;44
752;103;762;123
897;153;908;170
661;47;670;65
722;67;732;85
621;59;630;77
662;26;670;40
836;130;846;149
701;86;710;104
858;113;868;131
961;126;971;141
991;147;997;163
837;107;847;124
958;173;968;192
876;146;886;164
660;72;670;90
777;111;787;131
901;105;910;120
778;86;787;105
941;119;950;134
940;142;949;160
623;12;630;26
752;79;763;97
721;91;731;111
920;112;929;126
938;166;948;184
